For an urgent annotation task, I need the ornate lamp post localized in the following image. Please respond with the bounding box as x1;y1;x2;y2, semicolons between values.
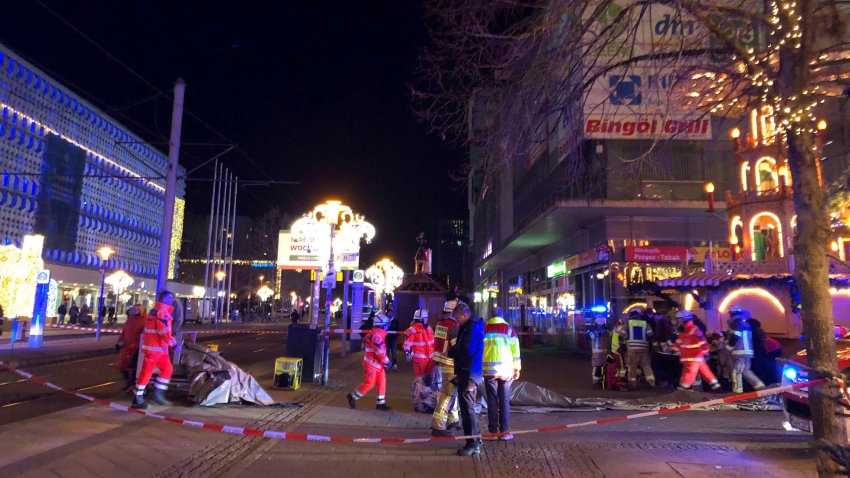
365;258;404;310
95;246;115;341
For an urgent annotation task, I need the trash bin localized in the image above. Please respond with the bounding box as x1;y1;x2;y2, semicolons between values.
273;357;302;390
286;323;323;383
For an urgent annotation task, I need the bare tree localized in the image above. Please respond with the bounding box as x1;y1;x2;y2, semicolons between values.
414;0;850;473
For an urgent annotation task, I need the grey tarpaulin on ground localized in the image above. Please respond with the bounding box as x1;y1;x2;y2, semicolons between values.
180;342;275;406
509;381;783;412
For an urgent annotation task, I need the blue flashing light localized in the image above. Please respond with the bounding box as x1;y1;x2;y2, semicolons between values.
590;305;608;313
783;366;798;382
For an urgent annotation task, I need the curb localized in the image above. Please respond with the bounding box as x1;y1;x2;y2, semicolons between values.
3;346;117;369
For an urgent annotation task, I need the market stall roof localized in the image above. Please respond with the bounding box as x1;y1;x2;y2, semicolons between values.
659;272;850;289
395;272;447;294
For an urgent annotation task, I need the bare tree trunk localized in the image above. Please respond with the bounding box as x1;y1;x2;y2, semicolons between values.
786;129;848;477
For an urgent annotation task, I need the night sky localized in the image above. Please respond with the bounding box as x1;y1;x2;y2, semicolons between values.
0;1;467;267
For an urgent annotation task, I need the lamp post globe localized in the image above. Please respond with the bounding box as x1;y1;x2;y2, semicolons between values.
95;246;115;341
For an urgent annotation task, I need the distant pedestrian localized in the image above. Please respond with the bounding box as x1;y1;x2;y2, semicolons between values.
483;306;520;441
672;311;720;391
132;290;178;410
347;312;392;411
361;310;375;333
106;305;117;326
79;304;91;326
115;305;145;390
290;309;300;324
450;301;484;456
57;302;68;325
385;309;400;370
69;303;80;325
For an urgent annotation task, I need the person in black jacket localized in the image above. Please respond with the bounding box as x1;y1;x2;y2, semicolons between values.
385;309;400;370
449;301;485;457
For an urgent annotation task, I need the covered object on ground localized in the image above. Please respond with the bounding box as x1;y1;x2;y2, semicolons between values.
180;342;275;406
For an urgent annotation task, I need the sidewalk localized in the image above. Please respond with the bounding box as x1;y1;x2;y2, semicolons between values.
0;338;818;477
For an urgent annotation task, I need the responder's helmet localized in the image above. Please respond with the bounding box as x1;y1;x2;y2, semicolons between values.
729;305;746;318
629;309;642;317
676;310;694;321
443;299;458;313
413;308;429;322
372;312;389;329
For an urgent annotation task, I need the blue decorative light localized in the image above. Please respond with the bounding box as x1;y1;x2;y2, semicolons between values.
783;366;798;382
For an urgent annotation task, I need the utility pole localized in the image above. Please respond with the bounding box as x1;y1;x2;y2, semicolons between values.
225;177;237;322
202;160;220;323
156;78;186;294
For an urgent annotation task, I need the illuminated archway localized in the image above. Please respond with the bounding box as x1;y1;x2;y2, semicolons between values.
718;287;785;315
622;302;647;315
740;162;751;191
750;212;784;260
754;156;779;192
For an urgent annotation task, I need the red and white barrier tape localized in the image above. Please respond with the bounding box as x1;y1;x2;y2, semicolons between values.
0;360;828;444
47;324;123;334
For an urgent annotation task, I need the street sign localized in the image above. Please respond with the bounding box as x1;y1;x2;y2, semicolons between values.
352;269;365;283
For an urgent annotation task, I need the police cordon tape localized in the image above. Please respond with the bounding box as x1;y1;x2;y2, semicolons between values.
0;359;829;443
47;323;555;337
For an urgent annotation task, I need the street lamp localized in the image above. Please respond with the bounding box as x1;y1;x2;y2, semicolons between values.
95;246;115;341
704;181;715;213
365;258;404;309
215;270;226;324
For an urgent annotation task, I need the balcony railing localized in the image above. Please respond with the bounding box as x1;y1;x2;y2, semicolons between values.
725;185;792;208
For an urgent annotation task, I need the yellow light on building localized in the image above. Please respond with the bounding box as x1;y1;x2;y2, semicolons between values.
730;127;740;139
818;119;828;131
169;198;185;280
0;234;45;317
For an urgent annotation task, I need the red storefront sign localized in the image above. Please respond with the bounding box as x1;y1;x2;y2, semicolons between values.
625;246;691;263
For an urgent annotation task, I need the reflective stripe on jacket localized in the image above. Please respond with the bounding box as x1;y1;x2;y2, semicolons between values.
482;317;521;379
672;321;709;362
616;318;653;350
432;316;459;367
726;318;754;357
141;302;176;354
363;328;389;371
403;322;434;362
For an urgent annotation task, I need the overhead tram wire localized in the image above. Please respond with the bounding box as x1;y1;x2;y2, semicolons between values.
32;0;299;201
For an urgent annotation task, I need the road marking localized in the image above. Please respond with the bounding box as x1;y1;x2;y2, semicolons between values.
252;348;267;353
77;381;117;392
1;400;26;408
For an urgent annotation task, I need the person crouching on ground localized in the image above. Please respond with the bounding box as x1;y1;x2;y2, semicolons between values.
132;291;178;409
347;312;392;411
450;301;485;456
672;311;720;392
483;306;520;441
115;304;145;390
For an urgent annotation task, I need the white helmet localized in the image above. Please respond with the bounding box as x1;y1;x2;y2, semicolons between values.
372;312;389;329
443;299;458;313
676;310;694;321
413;308;429;322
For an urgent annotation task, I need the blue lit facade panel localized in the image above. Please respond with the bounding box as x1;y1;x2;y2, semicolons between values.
0;44;185;278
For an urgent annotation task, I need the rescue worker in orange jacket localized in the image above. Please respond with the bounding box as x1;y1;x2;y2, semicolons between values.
115;304;145;389
403;308;435;377
347;312;392;411
672;311;721;391
430;299;461;436
132;291;177;409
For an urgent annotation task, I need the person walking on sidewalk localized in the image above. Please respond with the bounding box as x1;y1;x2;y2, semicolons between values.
132;290;178;410
483;306;521;441
385;309;400;370
430;299;461;436
672;311;721;392
450;301;485;456
725;307;765;393
403;308;435;377
115;304;145;390
616;309;656;389
347;312;393;411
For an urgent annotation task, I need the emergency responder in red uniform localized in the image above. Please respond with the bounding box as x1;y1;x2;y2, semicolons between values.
347;312;392;411
115;304;145;389
132;291;178;409
673;311;721;391
403;308;434;377
430;299;461;436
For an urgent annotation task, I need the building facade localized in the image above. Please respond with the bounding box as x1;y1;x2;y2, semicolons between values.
0;43;186;315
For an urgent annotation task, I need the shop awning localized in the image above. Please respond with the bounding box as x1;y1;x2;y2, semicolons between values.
658;274;732;288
